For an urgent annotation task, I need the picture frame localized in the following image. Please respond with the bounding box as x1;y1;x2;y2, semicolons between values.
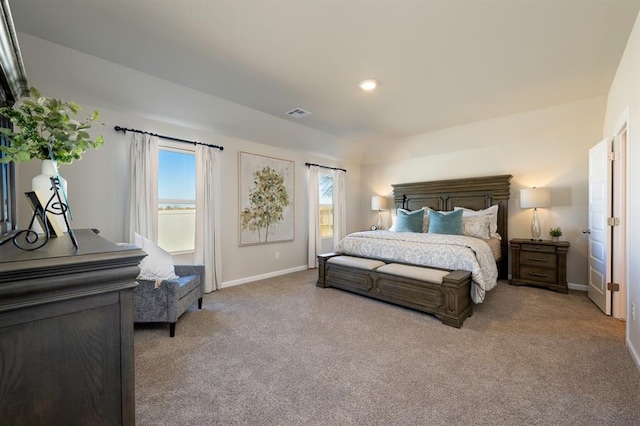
25;190;63;237
239;152;294;246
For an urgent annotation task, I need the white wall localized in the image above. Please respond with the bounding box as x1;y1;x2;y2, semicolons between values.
604;12;640;368
15;34;362;285
360;97;607;288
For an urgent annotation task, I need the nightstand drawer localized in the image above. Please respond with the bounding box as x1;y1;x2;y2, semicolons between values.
519;251;557;268
520;243;557;254
520;265;556;284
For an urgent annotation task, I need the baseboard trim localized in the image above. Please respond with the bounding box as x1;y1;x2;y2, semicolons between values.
627;336;640;372
568;282;588;292
506;276;587;292
221;265;309;288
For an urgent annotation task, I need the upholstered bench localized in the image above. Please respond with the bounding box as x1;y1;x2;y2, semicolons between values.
320;255;386;293
327;255;386;270
317;253;472;328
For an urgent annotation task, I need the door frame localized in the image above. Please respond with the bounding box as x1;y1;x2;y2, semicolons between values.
612;108;629;320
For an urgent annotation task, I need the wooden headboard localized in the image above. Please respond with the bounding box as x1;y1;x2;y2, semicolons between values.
392;174;512;279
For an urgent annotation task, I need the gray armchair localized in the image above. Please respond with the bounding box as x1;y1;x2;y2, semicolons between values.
133;265;205;337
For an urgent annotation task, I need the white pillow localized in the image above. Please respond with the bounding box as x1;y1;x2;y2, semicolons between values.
454;205;500;239
134;233;179;284
389;212;397;231
462;215;492;239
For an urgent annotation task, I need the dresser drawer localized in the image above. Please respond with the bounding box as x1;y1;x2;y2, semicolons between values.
520;265;557;284
519;251;557;268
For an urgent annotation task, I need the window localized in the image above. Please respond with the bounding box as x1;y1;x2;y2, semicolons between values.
319;173;333;237
0;115;16;236
157;145;196;253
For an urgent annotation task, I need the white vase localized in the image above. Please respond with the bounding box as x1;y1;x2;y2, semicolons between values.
32;159;69;234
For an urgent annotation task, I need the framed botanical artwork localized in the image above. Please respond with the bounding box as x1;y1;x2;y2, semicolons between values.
239;152;294;245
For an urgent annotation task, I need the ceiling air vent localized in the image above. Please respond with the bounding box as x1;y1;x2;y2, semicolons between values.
286;108;312;119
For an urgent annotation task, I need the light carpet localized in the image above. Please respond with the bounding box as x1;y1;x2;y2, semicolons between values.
134;269;640;425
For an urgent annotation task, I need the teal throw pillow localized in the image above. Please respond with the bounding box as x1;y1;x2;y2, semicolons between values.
428;209;463;235
394;209;424;233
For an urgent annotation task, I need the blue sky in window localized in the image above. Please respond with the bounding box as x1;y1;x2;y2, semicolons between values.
158;150;195;200
319;174;333;204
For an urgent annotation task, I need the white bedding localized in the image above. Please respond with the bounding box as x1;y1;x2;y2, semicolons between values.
335;231;498;303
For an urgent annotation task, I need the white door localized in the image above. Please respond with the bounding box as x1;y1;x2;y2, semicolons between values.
588;138;612;314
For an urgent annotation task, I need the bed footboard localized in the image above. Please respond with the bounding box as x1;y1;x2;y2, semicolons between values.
317;253;472;328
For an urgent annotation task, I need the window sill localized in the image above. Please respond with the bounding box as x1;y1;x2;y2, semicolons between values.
168;249;194;256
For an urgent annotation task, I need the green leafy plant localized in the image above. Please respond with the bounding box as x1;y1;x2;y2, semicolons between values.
0;87;103;164
549;227;563;237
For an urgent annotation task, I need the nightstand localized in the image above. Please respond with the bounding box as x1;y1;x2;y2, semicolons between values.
509;239;570;293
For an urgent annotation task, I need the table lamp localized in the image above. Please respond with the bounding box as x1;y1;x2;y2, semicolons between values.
520;187;551;240
371;196;387;230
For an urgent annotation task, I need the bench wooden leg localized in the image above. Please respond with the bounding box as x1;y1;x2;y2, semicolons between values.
169;322;176;337
198;297;203;309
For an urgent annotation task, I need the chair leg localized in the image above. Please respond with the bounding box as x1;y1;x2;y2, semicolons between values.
169;322;176;337
198;297;203;309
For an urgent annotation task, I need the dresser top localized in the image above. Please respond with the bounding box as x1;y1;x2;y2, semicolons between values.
0;229;146;282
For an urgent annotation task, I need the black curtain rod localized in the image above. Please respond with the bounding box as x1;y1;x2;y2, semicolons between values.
114;126;224;151
305;162;347;173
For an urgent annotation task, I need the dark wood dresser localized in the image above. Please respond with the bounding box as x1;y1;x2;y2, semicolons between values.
0;229;146;425
509;238;570;293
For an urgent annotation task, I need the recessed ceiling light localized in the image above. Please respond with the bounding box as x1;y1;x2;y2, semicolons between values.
359;79;379;91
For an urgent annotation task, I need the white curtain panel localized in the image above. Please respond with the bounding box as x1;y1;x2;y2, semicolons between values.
125;133;159;243
194;145;222;292
332;169;347;250
307;165;321;268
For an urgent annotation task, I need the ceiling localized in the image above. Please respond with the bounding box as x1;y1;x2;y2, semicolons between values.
9;0;640;146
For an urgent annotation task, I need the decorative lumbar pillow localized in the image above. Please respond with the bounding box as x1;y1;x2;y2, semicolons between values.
428;209;463;235
454;205;500;239
462;215;492;239
393;208;425;232
134;233;179;286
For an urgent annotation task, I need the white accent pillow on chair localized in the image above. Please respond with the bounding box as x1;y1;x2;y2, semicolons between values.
134;233;179;285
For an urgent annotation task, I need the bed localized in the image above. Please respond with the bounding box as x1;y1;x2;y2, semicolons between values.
319;175;512;314
391;174;511;279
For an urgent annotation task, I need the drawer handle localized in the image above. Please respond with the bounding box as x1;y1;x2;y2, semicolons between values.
527;256;548;262
528;272;548;277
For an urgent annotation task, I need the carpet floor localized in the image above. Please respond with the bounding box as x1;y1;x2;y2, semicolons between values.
134;269;640;425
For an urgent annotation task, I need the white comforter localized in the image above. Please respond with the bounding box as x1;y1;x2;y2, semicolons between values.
335;231;498;303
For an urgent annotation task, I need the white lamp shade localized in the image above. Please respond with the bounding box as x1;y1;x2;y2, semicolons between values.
371;196;388;211
520;188;551;209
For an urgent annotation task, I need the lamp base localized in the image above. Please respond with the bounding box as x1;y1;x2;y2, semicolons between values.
376;211;384;230
531;208;542;240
